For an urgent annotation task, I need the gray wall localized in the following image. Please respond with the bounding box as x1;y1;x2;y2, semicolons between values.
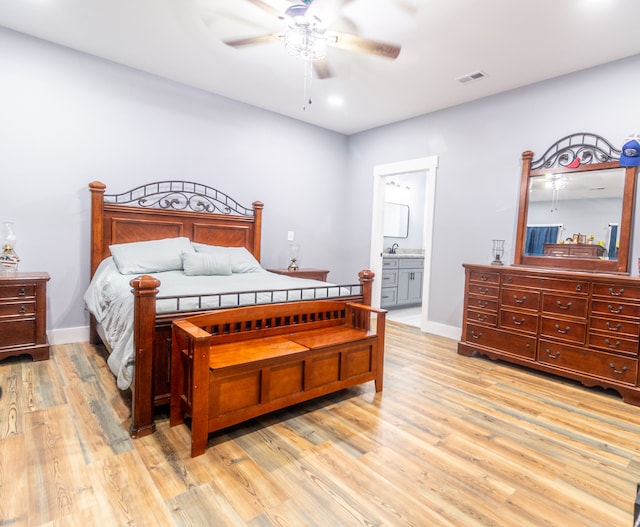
0;27;350;335
2;24;639;340
346;54;640;330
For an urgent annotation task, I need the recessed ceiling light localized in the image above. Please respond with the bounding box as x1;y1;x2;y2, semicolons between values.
328;96;343;106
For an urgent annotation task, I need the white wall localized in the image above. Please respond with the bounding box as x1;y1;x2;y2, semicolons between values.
346;53;640;332
0;28;350;340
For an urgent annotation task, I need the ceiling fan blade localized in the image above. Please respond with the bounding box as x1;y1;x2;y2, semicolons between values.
326;31;401;59
224;33;284;47
313;59;334;79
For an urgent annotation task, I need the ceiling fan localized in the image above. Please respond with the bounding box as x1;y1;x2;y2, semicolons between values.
221;0;402;79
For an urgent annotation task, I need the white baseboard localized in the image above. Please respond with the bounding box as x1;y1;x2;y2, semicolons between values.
47;326;89;345
422;321;461;341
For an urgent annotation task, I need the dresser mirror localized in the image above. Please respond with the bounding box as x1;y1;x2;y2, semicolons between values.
513;133;638;273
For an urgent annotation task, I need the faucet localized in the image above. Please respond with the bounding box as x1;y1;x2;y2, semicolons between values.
390;243;399;254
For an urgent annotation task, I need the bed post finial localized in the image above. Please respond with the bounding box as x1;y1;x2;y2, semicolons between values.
252;201;264;261
358;269;374;307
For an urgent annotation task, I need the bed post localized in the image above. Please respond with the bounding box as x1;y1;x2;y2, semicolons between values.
358;269;374;306
252;201;264;261
89;181;106;344
129;274;161;438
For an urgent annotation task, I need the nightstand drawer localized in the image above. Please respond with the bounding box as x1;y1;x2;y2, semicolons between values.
0;283;36;300
0;301;35;318
0;318;36;347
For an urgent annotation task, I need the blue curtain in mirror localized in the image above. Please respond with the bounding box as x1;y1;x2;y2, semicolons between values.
525;225;560;256
608;224;618;259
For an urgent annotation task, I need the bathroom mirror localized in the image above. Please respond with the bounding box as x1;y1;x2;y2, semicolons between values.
513;133;637;273
384;202;409;238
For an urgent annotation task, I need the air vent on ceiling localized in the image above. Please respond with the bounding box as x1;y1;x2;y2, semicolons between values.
456;70;488;84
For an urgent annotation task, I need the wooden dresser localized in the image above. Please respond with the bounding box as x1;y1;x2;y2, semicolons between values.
543;243;606;258
458;264;640;404
0;272;50;361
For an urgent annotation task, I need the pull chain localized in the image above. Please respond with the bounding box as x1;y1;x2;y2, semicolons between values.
303;59;313;110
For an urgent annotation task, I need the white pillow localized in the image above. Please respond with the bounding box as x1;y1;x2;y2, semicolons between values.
192;243;262;273
182;252;232;276
109;237;195;274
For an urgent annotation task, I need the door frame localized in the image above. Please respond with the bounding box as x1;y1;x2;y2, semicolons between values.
369;155;438;332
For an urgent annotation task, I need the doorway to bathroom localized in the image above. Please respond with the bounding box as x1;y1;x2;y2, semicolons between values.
369;156;438;332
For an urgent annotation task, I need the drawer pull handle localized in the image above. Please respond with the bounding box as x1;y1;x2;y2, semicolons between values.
607;304;623;314
554;324;571;334
576;284;583;292
18;287;26;297
556;301;572;310
604;339;621;349
479;287;489;294
609;363;628;375
480;274;490;281
471;330;482;340
506;277;513;284
513;295;527;304
608;287;624;296
511;316;526;326
605;322;622;332
18;305;26;314
475;313;487;321
545;349;560;359
477;300;489;308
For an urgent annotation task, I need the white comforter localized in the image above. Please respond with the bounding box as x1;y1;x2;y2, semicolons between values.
84;258;350;389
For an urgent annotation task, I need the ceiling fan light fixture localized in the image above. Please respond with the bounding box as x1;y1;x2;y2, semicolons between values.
284;27;327;60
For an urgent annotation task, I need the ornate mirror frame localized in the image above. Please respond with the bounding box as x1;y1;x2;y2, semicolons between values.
514;132;637;274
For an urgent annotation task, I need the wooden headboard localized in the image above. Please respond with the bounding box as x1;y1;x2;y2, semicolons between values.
89;181;264;278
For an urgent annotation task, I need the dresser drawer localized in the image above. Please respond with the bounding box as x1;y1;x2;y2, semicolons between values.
0;318;36;348
539;339;638;385
0;283;36;300
465;323;536;359
589;316;640;338
0;301;35;318
589;333;639;357
467;296;498;312
541;293;588;318
540;316;587;344
593;283;640;301
468;283;499;298
467;309;498;326
499;309;538;334
591;300;640;319
501;288;540;311
468;270;499;284
502;274;587;294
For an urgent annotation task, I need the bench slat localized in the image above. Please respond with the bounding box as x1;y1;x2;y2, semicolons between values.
209;335;309;370
288;326;373;349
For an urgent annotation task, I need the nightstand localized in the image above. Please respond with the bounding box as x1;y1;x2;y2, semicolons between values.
0;272;50;361
267;268;330;282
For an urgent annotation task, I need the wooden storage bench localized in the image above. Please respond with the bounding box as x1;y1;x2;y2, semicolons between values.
170;300;386;457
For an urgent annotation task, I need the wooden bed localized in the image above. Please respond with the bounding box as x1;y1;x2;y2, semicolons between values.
88;181;374;438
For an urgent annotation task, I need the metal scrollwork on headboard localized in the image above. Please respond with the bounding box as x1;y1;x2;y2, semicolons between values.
104;180;254;216
531;132;622;171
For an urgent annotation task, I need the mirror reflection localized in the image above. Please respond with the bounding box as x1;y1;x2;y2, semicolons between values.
384;202;409;238
525;167;625;260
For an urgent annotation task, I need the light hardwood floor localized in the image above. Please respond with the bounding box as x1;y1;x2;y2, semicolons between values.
2;321;640;526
